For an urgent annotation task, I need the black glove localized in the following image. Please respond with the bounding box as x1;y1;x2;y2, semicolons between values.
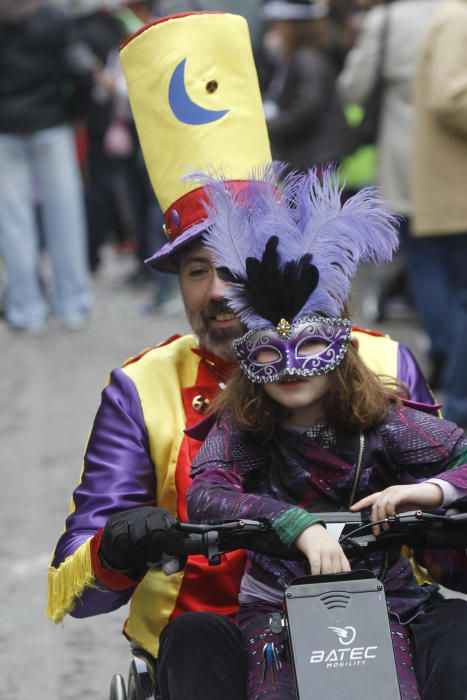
99;506;183;575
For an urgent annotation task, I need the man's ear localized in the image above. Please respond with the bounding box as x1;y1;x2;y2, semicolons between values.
350;337;359;351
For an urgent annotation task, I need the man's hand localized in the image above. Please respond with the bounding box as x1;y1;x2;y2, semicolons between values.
99;506;183;574
295;523;351;576
351;483;444;535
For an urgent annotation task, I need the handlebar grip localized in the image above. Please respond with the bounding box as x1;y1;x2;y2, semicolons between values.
161;531;222;575
176;532;204;554
173;532;220;556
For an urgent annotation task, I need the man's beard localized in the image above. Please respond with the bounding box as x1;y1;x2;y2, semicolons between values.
185;300;244;361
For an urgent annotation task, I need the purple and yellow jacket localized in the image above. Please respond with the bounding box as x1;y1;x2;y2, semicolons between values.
47;330;436;657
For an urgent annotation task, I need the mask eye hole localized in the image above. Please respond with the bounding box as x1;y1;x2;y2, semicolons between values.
254;347;282;364
296;339;328;358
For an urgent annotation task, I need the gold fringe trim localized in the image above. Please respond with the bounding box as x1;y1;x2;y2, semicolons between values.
406;547;433;585
47;538;98;623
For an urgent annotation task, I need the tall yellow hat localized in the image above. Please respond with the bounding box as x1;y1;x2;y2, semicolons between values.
120;11;271;271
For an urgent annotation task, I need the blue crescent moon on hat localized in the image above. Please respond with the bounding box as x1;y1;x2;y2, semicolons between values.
168;58;229;126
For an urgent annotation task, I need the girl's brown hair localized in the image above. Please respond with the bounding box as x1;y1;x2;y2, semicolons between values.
214;342;407;441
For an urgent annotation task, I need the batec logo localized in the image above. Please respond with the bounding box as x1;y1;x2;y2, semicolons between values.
309;626;378;668
328;626;356;645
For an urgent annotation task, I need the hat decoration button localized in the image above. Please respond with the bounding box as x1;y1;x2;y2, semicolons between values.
206;80;218;93
170;209;180;229
192;394;210;414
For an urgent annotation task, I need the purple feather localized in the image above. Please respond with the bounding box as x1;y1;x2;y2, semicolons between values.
183;164;399;326
289;165;399;318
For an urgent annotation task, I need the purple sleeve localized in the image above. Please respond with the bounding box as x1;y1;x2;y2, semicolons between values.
397;342;435;405
187;422;296;526
433;451;467;492
381;406;467;488
52;368;156;617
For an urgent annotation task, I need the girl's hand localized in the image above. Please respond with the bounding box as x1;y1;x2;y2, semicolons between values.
295;523;351;576
350;482;444;535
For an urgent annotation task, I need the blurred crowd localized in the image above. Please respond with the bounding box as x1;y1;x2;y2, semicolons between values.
0;0;466;420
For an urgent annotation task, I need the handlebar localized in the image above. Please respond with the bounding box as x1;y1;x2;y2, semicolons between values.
338;509;467;552
162;510;467;573
175;519;268;565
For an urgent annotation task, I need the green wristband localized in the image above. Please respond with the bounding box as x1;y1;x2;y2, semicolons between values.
272;507;324;549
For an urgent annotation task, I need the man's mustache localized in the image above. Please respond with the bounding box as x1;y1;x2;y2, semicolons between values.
202;300;236;321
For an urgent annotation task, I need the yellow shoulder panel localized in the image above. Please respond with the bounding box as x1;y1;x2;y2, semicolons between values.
352;329;398;382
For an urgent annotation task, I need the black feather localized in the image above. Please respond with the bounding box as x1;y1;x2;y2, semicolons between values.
240;237;319;326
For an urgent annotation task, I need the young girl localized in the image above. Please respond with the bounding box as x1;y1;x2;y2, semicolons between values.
186;165;467;700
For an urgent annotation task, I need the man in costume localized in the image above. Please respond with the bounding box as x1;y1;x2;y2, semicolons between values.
47;12;436;699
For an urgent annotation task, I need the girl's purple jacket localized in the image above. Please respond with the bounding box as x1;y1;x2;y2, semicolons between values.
187;405;467;623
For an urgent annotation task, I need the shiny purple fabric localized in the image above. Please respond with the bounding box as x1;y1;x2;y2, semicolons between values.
397;342;435;406
233;316;351;383
188;406;467;623
51;368;156;616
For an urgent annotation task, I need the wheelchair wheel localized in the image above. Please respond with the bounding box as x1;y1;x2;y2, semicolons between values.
127;656;156;700
109;673;128;700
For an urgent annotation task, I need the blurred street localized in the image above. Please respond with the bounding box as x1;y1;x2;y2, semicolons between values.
0;248;430;700
0;248;189;700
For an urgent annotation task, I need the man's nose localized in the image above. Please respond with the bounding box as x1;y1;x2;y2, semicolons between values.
209;270;229;300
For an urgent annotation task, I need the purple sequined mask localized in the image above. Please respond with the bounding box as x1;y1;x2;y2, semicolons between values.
233;315;352;383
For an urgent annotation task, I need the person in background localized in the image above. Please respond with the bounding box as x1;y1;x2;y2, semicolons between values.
262;0;354;170
326;0;362;70
0;0;94;332
74;3;130;273
338;0;441;362
412;0;467;425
